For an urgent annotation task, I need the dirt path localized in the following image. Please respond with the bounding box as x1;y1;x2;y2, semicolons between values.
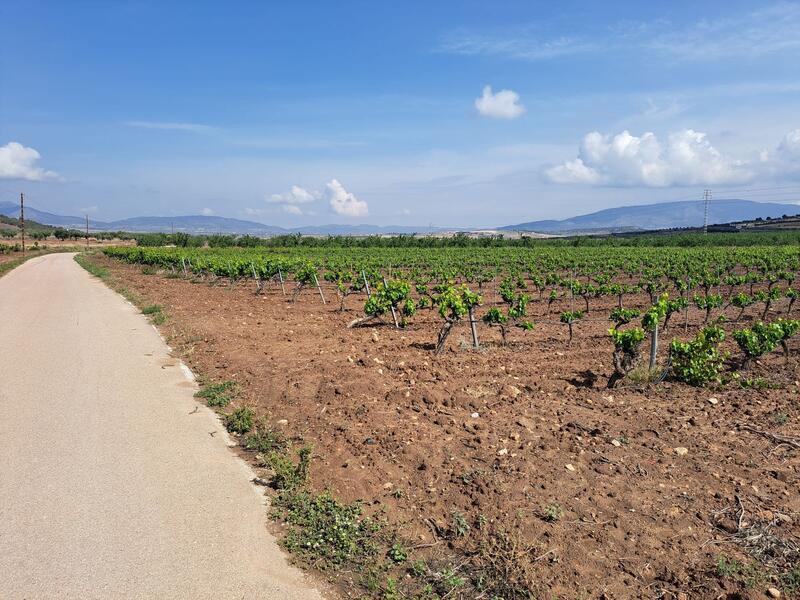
0;253;326;600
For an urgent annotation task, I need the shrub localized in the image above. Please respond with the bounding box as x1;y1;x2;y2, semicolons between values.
609;307;640;328
670;325;726;386
224;407;254;434
434;285;481;354
663;296;688;330
559;310;584;343
242;425;287;454
734;318;800;365
362;279;411;327
483;293;534;345
731;292;754;321
733;321;783;367
786;288;799;314
267;446;312;490
694;293;723;323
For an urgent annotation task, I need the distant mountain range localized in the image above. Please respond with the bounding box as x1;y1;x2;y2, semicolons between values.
2;198;798;236
501;199;800;233
0;202;440;236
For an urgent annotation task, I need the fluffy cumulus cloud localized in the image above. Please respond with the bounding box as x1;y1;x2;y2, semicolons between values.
325;179;368;217
545;129;751;187
267;185;320;216
777;129;800;162
282;204;303;216
474;86;525;119
755;129;800;180
0;142;59;181
268;185;319;205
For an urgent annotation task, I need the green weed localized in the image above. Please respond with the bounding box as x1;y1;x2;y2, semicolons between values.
267;447;312;490
194;381;236;408
142;304;167;324
243;425;287;454
543;502;564;523
224;406;254;434
452;511;471;538
386;542;407;564
273;489;382;569
715;555;769;589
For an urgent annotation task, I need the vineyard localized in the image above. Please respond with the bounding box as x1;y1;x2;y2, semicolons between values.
96;243;800;599
104;244;800;382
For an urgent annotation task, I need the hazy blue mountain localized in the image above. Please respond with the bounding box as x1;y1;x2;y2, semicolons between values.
6;198;797;237
0;202;443;235
0;201;98;228
288;224;442;235
502;199;800;233
105;215;287;235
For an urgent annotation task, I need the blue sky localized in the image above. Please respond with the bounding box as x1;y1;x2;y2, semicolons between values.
1;1;800;227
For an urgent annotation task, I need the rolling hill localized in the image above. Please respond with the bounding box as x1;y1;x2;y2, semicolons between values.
4;198;798;237
0;202;442;236
0;202;97;228
501;199;800;233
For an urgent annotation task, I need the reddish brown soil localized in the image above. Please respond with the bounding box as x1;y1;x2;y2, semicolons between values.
95;254;800;599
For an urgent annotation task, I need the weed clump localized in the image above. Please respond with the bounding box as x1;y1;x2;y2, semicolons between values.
194;380;236;407
273;490;382;569
224;406;254;434
543;502;563;522
142;304;167;325
267;446;312;490
243;424;287;454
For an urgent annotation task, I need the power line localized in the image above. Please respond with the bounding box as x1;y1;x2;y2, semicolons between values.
703;189;712;234
20;193;26;255
711;184;800;194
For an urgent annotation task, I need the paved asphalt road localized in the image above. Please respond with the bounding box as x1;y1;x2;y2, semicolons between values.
0;253;325;600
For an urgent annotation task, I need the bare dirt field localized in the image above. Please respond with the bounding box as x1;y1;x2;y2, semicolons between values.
90;253;800;599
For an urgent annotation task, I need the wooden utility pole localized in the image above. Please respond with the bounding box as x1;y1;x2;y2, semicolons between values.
85;214;90;249
20;193;25;256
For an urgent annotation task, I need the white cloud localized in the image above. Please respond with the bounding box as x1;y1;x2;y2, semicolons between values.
326;179;368;217
200;207;214;216
475;86;525;119
646;3;800;60
438;28;594;61
268;185;319;204
0;142;59;181
761;129;800;180
438;4;800;64
777;129;800;162
545;129;751;187
282;204;303;216
126;121;217;134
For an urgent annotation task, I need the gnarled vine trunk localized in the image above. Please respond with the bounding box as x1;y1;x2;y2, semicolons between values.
435;319;456;355
607;348;640;389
